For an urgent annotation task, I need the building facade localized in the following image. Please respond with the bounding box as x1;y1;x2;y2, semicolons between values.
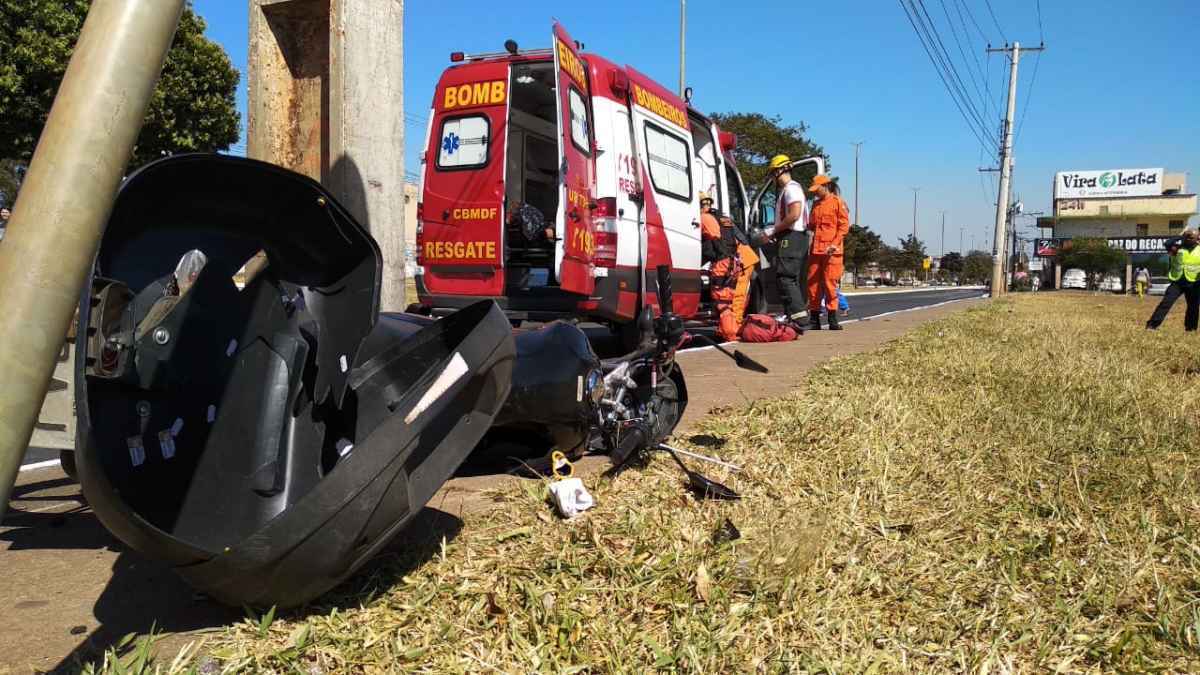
1052;169;1195;238
1037;168;1198;288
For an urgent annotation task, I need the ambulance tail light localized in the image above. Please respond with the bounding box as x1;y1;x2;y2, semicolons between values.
594;198;619;268
593;196;618;218
450;52;465;62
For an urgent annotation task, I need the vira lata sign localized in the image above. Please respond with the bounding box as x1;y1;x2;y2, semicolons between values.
1054;168;1164;199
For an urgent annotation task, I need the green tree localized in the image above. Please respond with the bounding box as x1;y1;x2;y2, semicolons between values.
0;159;25;207
939;251;964;276
0;1;240;169
708;112;828;192
896;234;927;278
961;250;992;284
1056;237;1127;289
843;224;882;284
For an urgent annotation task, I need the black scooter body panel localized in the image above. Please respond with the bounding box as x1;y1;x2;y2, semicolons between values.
74;155;515;607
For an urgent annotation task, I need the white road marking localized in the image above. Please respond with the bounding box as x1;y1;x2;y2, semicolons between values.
18;459;62;473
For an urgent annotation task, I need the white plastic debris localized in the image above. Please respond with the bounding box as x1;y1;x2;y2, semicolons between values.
548;477;595;519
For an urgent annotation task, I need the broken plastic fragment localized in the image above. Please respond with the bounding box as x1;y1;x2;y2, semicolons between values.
548;477;595;519
126;436;145;467
158;430;176;460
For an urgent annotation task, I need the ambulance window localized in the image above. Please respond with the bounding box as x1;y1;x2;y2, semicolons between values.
643;122;691;201
437;115;490;170
725;160;747;226
568;87;590;155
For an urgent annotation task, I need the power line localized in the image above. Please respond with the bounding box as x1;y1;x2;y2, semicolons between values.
954;0;990;44
983;0;1008;43
937;0;993;124
950;0;999;120
1014;50;1041;143
1035;0;1044;43
913;0;994;139
898;0;996;154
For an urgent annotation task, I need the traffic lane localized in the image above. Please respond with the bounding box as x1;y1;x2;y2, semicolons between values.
582;287;985;356
835;288;986;320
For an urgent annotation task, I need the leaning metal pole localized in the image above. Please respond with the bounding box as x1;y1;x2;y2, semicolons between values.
0;0;185;517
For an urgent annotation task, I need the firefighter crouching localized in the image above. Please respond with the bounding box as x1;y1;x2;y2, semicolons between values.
806;175;850;330
704;210;759;341
701;192;759;340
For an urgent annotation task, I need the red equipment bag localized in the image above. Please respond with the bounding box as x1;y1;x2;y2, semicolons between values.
739;314;799;343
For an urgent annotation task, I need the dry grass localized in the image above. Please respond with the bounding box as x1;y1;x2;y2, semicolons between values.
112;294;1200;673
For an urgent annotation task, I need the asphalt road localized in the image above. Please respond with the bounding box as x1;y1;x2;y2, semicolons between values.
19;287;983;470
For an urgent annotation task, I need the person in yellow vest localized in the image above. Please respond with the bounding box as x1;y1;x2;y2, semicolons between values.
1146;229;1200;330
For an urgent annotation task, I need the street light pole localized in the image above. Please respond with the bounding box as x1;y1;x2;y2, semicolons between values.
911;187;920;241
678;0;686;98
851;141;863;227
0;0;186;518
940;210;946;257
959;226;964;254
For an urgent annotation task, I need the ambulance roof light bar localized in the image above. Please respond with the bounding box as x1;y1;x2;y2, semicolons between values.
452;47;554;63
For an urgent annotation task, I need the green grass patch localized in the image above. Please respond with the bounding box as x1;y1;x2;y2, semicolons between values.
125;294;1200;672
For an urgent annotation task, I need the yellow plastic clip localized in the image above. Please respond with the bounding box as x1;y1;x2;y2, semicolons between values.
551;451;574;479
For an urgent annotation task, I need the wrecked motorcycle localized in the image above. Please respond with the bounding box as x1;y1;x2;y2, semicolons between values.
73;155;759;608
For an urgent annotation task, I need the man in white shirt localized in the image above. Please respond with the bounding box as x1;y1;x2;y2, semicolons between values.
764;155;810;325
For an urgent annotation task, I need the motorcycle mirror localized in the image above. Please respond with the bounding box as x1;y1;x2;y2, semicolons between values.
687;333;771;374
663;445;740;501
733;350;769;373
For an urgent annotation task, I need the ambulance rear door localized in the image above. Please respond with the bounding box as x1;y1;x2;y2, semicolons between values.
551;22;598;297
420;63;510;297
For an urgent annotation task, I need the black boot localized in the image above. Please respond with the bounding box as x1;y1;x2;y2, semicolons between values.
808;314;822;331
827;312;843;330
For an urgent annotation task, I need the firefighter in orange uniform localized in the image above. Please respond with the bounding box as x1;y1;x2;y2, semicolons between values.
702;211;759;341
805;175;850;330
699;192;720;242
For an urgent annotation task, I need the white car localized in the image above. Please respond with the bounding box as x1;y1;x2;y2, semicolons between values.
1149;276;1170;296
1061;268;1087;290
1099;275;1124;292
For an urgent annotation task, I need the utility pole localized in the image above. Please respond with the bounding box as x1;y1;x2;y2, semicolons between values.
851;141;863;227
678;0;686;98
987;41;1045;298
911;187;920;241
940;210;946;257
959;226;964;254
0;0;185;517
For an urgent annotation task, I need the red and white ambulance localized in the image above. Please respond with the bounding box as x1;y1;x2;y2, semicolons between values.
414;21;755;330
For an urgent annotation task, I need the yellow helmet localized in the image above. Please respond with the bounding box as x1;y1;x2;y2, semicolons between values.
768;154;792;171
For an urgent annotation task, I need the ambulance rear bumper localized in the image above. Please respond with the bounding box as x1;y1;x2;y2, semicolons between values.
415;273;597;322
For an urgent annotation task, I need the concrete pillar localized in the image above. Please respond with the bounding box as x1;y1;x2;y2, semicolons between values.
1125;262;1133;295
1055;264;1062;290
248;0;406;311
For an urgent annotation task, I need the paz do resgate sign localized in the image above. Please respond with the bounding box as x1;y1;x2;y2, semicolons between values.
1054;168;1165;199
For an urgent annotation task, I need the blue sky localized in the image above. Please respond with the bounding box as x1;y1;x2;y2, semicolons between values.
194;0;1199;252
